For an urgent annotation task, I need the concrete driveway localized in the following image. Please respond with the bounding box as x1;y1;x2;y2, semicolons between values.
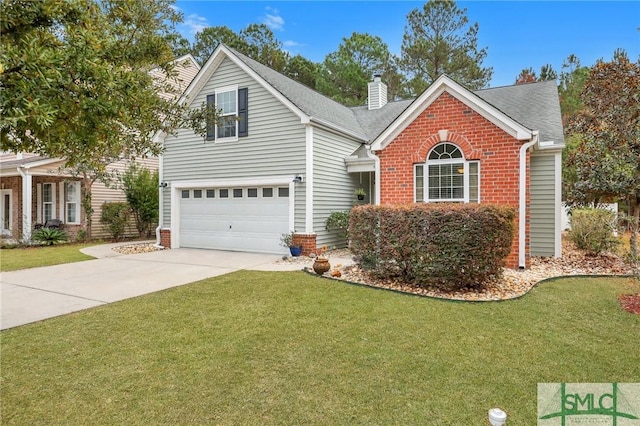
1;243;339;330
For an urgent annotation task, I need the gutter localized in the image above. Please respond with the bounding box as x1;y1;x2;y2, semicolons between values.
154;154;165;248
365;145;381;205
518;131;539;268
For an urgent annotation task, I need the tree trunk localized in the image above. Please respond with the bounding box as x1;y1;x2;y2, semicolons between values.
81;173;95;241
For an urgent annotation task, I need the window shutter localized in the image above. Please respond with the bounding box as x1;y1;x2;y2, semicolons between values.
206;94;215;140
238;87;248;137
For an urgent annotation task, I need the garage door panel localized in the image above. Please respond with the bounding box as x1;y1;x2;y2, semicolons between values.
179;186;289;253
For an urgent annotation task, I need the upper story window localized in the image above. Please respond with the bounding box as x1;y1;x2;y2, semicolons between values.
415;142;479;203
206;86;248;142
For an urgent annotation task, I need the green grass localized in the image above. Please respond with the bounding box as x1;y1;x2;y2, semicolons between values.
0;243;96;272
1;272;638;425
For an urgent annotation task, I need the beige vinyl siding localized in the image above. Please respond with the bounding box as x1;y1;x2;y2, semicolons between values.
162;57;307;229
530;153;557;256
313;127;362;248
91;157;159;239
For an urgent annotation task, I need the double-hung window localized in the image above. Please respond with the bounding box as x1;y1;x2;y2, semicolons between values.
216;87;237;140
415;142;479;203
206;86;249;141
65;181;81;224
42;183;55;222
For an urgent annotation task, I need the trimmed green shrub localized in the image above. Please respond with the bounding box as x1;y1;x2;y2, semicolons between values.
32;227;68;246
569;208;619;255
120;163;159;238
100;202;131;240
349;203;516;290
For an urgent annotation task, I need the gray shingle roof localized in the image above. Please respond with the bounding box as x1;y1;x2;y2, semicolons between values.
474;80;564;144
230;48;368;139
228;47;564;145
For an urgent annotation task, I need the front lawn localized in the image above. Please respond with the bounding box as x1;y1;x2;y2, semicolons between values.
0;243;96;272
1;272;638;425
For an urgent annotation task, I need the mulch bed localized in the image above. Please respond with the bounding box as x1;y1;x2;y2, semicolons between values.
618;294;640;315
328;239;639;304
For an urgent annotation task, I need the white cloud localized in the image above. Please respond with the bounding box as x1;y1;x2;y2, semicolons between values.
283;40;302;48
181;13;208;38
262;7;285;31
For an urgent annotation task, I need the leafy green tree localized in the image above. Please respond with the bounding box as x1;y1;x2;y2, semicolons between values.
317;32;404;106
566;50;640;258
284;54;320;90
166;33;192;58
400;0;492;95
515;68;537;84
240;23;288;72
1;0;214;239
558;54;590;123
191;23;288;72
191;25;244;64
515;64;557;85
2;0;179;237
120;163;159;238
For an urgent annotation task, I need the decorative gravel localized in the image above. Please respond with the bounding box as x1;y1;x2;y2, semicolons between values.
112;243;165;255
316;241;638;302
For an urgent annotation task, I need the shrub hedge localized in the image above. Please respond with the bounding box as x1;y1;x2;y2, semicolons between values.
349;203;516;290
569;207;619;255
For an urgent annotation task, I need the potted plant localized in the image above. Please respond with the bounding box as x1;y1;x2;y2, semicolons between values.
355;188;366;201
280;231;302;257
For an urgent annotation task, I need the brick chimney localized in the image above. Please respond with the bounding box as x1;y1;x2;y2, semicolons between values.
367;74;387;110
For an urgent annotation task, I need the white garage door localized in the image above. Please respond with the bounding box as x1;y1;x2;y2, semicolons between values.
179;186;290;253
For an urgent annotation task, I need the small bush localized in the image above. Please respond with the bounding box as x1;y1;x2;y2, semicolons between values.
325;210;350;241
32;228;68;246
349;203;516;290
569;208;619;255
100;202;131;240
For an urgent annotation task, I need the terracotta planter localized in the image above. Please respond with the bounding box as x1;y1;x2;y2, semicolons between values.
312;258;331;275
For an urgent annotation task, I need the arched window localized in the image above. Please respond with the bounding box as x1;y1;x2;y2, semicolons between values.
414;143;479;203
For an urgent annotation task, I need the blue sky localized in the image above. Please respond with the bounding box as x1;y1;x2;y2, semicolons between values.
174;1;640;88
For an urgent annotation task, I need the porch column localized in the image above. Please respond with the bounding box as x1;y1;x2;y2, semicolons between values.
18;166;32;241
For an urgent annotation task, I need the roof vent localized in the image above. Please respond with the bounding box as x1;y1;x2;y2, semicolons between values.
368;74;387;110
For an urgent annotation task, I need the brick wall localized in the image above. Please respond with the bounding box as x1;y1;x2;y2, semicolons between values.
160;229;171;248
1;176;22;238
292;233;317;256
375;92;529;268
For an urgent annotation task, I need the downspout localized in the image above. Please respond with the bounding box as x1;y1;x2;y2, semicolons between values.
154;154;164;248
365;145;381;205
17;165;32;242
518;131;539;269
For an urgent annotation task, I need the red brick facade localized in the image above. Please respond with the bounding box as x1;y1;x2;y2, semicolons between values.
375;92;529;268
160;228;171;248
292;233;317;256
1;176;84;240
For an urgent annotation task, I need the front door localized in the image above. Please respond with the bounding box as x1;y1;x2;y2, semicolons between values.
0;189;12;236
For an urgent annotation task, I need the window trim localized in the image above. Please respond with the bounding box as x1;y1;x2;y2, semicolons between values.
214;84;238;143
414;143;480;204
65;181;81;224
42;182;56;222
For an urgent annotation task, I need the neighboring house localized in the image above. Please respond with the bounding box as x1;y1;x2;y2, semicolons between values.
0;54;200;241
158;44;564;269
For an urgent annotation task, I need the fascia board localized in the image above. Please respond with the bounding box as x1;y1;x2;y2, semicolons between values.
309;117;368;142
370;75;533;151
